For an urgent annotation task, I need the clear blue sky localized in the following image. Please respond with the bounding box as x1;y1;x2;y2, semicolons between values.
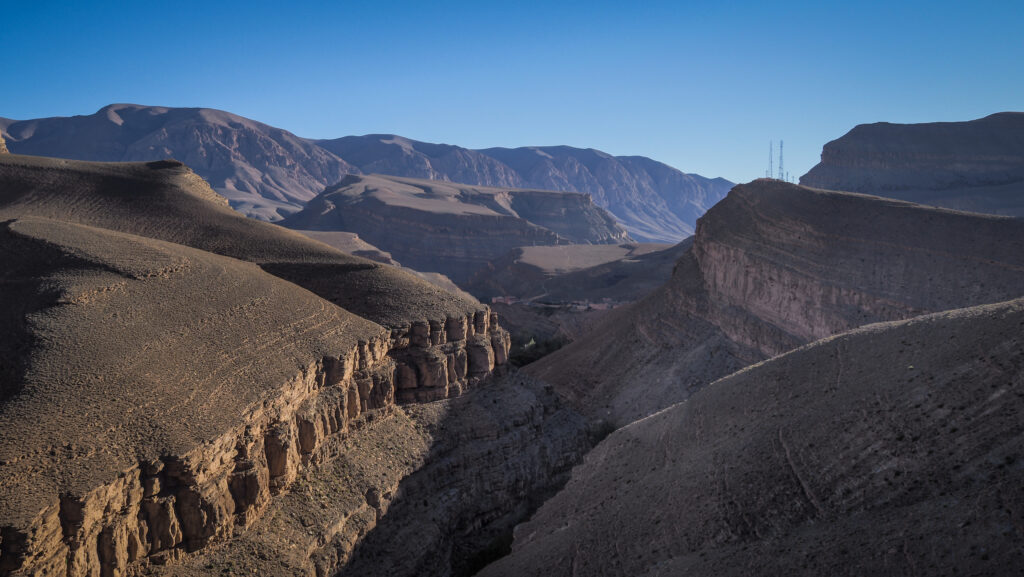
3;0;1021;183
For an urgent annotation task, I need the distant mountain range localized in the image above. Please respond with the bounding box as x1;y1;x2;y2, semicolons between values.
800;112;1024;216
0;104;733;242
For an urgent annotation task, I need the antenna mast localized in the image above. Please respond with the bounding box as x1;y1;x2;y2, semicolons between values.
768;141;773;179
778;140;785;181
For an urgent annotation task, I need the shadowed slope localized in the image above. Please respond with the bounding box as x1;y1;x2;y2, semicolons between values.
0;154;482;327
800;112;1024;216
482;297;1024;577
528;180;1024;426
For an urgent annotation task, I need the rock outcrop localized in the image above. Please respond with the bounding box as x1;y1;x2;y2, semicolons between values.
0;154;518;577
280;174;630;283
143;372;594;577
800;112;1024;217
482;297;1024;576
528;179;1024;426
0;133;8;154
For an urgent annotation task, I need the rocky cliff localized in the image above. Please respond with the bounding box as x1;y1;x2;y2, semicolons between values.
527;180;1024;426
0;133;8;154
2;105;732;241
280;174;630;284
0;104;357;220
0;153;535;576
800;112;1024;216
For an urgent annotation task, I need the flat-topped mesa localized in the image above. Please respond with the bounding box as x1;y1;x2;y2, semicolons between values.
279;174;631;284
799;112;1024;217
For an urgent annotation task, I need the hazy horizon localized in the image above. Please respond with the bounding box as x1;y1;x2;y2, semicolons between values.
3;0;1021;183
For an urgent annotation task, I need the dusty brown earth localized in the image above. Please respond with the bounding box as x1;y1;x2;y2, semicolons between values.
280;174;630;283
482;297;1024;577
0;104;357;220
0;154;483;328
528;179;1024;426
0;154;534;577
800;112;1024;216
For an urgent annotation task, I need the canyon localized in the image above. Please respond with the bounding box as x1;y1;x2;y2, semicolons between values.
2;110;1024;577
0;153;592;577
527;179;1024;427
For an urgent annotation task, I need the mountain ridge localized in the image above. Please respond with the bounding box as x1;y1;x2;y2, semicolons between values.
1;104;731;241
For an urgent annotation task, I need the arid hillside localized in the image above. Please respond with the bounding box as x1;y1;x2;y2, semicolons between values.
483;297;1024;576
528;180;1024;426
1;105;731;240
800;112;1024;216
280;173;630;283
0;104;356;220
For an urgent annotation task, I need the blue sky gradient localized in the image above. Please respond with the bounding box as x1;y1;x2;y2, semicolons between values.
3;0;1021;183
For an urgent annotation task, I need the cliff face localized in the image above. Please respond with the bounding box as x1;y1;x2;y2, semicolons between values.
800;112;1024;216
0;133;8;154
0;165;518;576
280;174;630;284
483;298;1024;577
528;180;1024;426
0;104;357;220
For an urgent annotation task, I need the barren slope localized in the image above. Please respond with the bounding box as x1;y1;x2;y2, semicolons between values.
280;174;630;283
0;154;482;328
483;297;1024;577
800;112;1024;216
318;136;732;242
528;180;1024;425
0;104;357;220
0;217;386;574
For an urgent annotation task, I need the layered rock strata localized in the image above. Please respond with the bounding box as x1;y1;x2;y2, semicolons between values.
0;155;513;576
528;180;1024;426
0;218;509;577
280;174;630;283
144;372;593;577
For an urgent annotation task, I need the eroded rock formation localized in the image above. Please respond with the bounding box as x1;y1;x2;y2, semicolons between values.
0;218;511;577
527;179;1024;426
0;154;517;577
